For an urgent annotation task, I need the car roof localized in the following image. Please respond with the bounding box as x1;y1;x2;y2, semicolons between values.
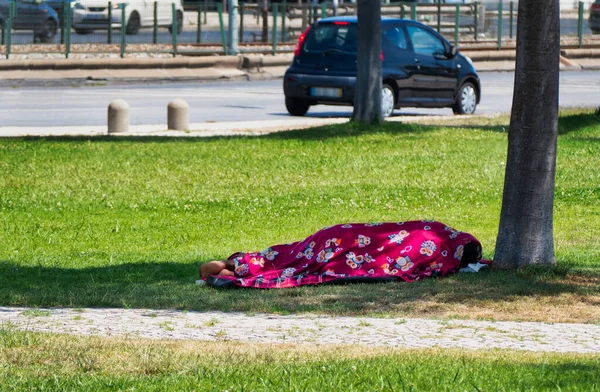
317;16;409;26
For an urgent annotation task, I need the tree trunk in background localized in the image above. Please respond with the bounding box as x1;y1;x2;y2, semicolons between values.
494;0;560;268
351;0;382;124
262;0;269;43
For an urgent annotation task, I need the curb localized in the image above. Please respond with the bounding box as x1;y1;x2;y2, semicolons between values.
462;50;516;62
242;54;294;69
3;51;598;73
0;56;242;71
463;48;600;62
560;48;600;58
0;55;292;71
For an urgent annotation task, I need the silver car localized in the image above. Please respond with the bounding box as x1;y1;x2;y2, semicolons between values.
71;0;183;35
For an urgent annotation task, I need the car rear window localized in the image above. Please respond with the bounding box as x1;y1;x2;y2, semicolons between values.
303;24;358;53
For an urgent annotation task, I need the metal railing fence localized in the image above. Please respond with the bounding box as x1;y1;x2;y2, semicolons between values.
1;1;597;59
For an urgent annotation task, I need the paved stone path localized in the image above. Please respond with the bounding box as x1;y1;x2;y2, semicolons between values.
1;307;599;354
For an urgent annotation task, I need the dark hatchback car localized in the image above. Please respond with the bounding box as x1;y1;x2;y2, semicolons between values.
0;0;59;42
43;0;70;21
590;0;600;34
284;16;481;117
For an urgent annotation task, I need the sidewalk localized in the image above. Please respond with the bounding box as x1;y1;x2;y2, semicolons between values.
0;117;350;138
2;307;599;353
0;114;473;138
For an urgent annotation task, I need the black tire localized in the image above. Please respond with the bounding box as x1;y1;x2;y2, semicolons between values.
168;11;183;34
285;97;310;116
126;12;140;35
74;28;92;34
37;19;57;43
452;82;477;115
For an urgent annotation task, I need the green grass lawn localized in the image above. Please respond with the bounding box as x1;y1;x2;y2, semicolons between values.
1;111;599;322
1;330;600;391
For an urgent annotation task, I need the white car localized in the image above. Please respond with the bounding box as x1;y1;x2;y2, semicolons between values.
72;0;184;35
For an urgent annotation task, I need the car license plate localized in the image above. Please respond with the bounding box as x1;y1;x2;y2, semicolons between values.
310;87;342;98
86;13;105;19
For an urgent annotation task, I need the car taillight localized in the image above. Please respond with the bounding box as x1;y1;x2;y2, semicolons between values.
592;3;600;10
294;26;311;57
380;50;384;61
332;21;349;25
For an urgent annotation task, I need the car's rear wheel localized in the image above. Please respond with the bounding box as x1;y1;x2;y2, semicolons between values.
126;12;140;35
381;84;395;118
168;11;183;34
37;19;57;43
285;97;310;116
452;82;477;115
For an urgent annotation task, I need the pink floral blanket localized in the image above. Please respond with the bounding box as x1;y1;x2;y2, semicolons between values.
208;220;483;289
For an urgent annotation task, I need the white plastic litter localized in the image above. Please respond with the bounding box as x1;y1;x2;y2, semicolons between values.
459;262;489;273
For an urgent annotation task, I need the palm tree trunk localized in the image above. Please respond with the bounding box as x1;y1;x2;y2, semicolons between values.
351;0;382;124
494;0;560;268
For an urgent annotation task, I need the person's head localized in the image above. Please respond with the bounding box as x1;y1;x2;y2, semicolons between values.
460;243;480;268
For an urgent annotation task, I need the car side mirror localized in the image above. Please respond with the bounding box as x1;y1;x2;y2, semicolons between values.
449;45;458;58
434;46;458;60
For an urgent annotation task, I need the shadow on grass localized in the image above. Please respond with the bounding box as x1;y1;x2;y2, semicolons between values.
1;260;598;317
558;111;600;135
263;121;431;140
11;122;432;144
412;111;600;136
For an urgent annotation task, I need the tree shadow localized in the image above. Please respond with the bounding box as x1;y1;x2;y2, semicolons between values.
558;111;600;135
399;111;600;137
1;260;598;317
8;121;434;144
568;136;600;143
263;120;434;140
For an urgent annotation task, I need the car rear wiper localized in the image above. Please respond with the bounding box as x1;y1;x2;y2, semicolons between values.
321;48;356;55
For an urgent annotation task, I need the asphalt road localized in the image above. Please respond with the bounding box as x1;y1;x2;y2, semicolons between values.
1;71;599;127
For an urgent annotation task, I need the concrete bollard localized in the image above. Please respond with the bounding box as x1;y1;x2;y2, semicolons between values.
167;99;189;131
107;99;130;134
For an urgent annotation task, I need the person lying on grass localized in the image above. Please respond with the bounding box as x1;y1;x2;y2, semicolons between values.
199;220;485;289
